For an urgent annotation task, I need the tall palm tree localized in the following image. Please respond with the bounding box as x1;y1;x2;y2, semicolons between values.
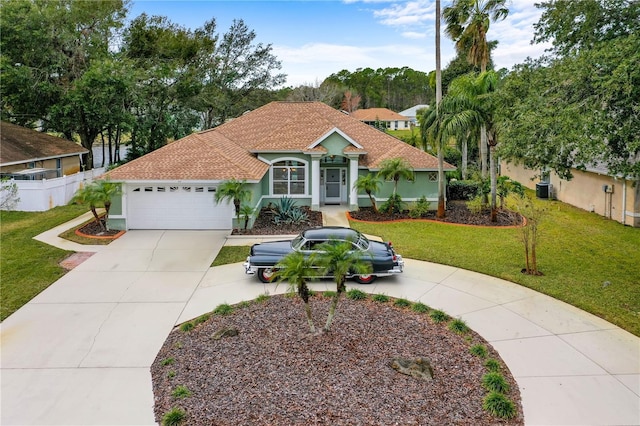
353;173;381;213
435;71;501;221
273;251;318;333
434;0;445;218
420;105;449;218
316;240;371;332
443;0;508;178
214;179;251;229
377;158;414;213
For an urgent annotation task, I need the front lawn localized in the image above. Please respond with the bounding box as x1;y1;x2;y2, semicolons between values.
0;204;87;320
350;199;640;337
213;199;639;336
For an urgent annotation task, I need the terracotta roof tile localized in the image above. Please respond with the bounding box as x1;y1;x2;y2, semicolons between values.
107;101;452;181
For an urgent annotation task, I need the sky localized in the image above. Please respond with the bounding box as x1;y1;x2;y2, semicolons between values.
129;0;552;87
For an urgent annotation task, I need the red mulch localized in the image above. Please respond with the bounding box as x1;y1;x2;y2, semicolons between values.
77;219;122;237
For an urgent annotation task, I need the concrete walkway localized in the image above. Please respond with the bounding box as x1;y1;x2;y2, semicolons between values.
1;211;638;425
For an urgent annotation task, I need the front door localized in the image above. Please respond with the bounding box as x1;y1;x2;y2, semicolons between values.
324;168;341;204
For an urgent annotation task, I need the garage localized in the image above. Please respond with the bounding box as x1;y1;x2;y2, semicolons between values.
126;184;233;230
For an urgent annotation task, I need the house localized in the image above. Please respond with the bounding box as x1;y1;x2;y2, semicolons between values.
349;108;410;131
105;101;454;230
0;121;87;180
502;161;639;227
399;104;430;126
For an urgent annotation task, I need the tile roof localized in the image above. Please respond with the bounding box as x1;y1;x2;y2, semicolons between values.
107;101;452;181
350;108;409;122
0;121;88;165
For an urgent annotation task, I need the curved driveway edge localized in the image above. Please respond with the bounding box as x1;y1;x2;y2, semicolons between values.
2;230;638;425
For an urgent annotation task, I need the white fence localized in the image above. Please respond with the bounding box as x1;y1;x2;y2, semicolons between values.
7;168;106;212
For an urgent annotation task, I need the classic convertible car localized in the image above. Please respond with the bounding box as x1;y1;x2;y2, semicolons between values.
243;226;404;283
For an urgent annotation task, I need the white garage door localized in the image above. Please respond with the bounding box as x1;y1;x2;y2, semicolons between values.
127;184;233;229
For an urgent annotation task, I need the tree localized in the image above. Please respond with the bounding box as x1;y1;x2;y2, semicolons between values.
443;0;508;178
273;251;318;333
315;241;371;332
0;178;20;210
197;19;286;129
239;205;254;232
514;195;546;275
0;0;129;168
353;174;381;213
533;0;640;57
497;34;640;181
214;179;251;229
377;158;414;214
71;180;121;230
434;0;444;218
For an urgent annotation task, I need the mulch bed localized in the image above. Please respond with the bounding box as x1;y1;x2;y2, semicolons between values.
152;295;523;425
77;218;122;237
349;201;523;227
233;207;324;235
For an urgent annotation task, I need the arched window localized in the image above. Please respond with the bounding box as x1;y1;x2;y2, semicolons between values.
272;160;306;195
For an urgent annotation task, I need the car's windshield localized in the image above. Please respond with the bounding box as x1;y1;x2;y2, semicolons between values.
355;234;369;250
291;235;304;250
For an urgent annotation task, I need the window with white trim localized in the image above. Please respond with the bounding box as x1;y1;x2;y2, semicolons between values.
272;160;306;195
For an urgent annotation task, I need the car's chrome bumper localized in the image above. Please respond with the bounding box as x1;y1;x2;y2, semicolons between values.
243;257;256;275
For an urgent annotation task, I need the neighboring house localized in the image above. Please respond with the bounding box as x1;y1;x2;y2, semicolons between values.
502;161;639;228
0;122;100;211
350;108;411;131
106;101;455;230
0;121;87;180
399;104;430;126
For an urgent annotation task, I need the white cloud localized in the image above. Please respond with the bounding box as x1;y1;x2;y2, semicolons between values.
373;0;434;26
402;31;427;39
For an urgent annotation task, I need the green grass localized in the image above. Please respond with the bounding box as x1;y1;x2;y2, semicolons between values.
350;198;640;336
211;246;249;266
0;204;88;321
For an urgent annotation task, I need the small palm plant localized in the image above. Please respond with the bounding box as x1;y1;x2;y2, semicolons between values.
377;158;414;213
71;179;121;230
214;179;251;229
315;239;372;332
273;251;318;333
239;204;254;231
353;173;381;213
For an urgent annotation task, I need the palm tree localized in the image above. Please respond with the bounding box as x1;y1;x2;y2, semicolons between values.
214;179;251;229
433;71;501;221
239;204;254;231
377;158;414;213
443;0;508;178
353;174;381;213
434;0;445;218
71;180;121;230
273;251;318;333
420;105;449;218
315;240;371;332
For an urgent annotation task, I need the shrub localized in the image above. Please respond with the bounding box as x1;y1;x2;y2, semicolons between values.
167;370;176;379
380;193;405;214
483;391;516;419
466;195;484;214
448;180;481;200
180;322;194;332
161;357;175;366
347;289;367;300
448;318;470;334
255;293;270;303
372;294;390;303
482;372;510;393
194;313;210;325
273;196;309;225
172;385;192;399
411;302;430;313
429;309;450;323
393;298;411;308
162;407;186;426
213;303;233;315
323;290;337;298
485;358;501;372
409;196;431;218
470;344;488;358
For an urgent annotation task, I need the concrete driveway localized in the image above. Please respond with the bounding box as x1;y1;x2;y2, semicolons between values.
2;230;639;425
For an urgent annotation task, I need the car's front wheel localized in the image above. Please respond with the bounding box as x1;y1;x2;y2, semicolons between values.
353;274;376;284
257;267;277;283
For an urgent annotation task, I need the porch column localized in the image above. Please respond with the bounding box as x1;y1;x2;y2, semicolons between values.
349;156;359;210
311;155;321;210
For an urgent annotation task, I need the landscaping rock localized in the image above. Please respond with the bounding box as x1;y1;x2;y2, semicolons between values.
211;327;239;340
390;356;434;381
